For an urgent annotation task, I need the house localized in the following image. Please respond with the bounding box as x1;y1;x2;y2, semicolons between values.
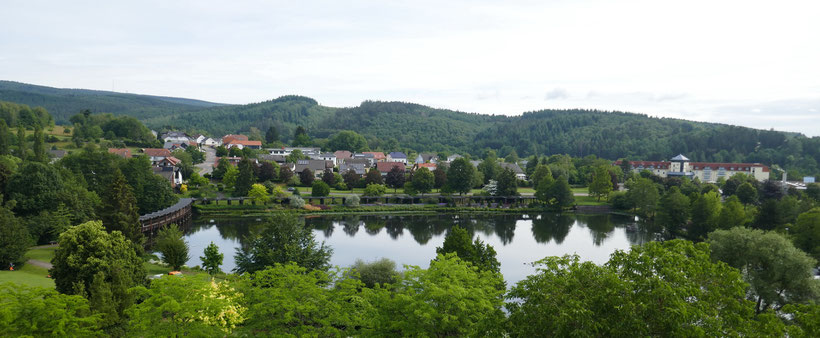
414;162;437;172
153;166;183;188
334;150;352;166
48;149;67;163
447;154;463;162
294;159;334;178
163;142;188;151
192;134;207;144
340;162;367;176
108;148;132;159
377;162;406;176
317;153;337;164
202;137;220;147
614;154;770;183
415;153;438;164
363;152;387;162
269;147;321;157
343;157;373;169
387;152;407;164
258;154;288;166
353;153;376;166
157;156;181;168
225;140;262;150
500;162;527;180
222;134;248;145
161;131;190;144
143;148;172;165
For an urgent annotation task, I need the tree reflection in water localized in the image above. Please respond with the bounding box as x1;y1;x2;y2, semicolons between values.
531;214;574;244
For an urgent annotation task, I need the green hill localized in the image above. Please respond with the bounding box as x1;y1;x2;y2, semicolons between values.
0;80;224;124
1;81;818;177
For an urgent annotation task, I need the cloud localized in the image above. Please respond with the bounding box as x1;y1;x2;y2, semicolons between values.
544;88;569;100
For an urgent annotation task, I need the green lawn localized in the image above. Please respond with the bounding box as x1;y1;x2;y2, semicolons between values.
575;194;608;206
26;246;57;263
0;264;55;288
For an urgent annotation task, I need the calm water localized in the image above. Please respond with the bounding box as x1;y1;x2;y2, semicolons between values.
177;213;655;284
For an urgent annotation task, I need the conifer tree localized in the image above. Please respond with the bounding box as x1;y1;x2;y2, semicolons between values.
32;124;46;162
99;170;142;245
234;157;256;196
0;120;9;155
16;123;26;161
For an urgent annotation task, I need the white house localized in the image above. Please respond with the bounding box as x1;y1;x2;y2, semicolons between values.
415;153;437;164
161;131;190;144
317;153;337;163
203;137;220;147
387;152;408;164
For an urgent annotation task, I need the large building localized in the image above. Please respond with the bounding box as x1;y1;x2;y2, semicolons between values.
616;154;770;182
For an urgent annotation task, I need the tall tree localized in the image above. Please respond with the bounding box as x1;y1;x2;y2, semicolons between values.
544;176;574;211
433;166;447;191
385;165;405;192
299;168;314;186
0;120;9;155
365;167;383;186
16;123;25;161
445;157;475;195
258;161;279;182
791;207;820;261
530;164;553;187
656;186;690;235
328;130;368;152
156;224;189;271
477;150;500;184
265;125;280;144
494;167;518;196
321;168;336;186
234;157;256;196
412;167;434;196
736;182;758;205
32;123;46;162
708;227;819;314
279;165;293;183
625;178;659;218
0;206;32;269
51;220;146;333
234;213;332;274
436;226;501;276
689;191;722;240
292;126;311;146
99;170;142;245
343;168;359;188
718;196;747;229
588;165;613;201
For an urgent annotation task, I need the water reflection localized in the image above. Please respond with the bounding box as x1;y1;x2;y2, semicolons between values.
179;213;656;283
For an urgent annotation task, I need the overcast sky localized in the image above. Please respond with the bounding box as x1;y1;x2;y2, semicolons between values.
2;0;819;135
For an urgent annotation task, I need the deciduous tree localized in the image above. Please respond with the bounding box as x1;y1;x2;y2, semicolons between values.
234;214;332;274
200;242;224;276
385;165;405;192
412;167;434;196
588;165;613;201
445;157;475;195
656;186;690;235
156;224;189;271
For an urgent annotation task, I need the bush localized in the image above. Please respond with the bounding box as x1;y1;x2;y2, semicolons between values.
609;191;631;210
335;182;348;190
345;195;360;207
289;196;305;208
351;258;400;288
312;181;330;197
364;183;387;196
292;188;301;196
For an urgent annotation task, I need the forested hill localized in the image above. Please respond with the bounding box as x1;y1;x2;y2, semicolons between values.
0;81;224;124
2;81;818;176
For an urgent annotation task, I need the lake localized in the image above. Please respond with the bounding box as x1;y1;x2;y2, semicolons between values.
176;213;655;284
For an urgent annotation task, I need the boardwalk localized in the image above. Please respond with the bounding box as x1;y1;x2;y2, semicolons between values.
139;198;193;233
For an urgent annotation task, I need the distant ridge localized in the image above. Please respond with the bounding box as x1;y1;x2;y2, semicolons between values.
0;80;225;123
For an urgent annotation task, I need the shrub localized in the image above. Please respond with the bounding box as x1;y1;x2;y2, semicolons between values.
351;258;400;288
345;195;360;207
364;183;387;196
289;196;305;208
312;181;330;197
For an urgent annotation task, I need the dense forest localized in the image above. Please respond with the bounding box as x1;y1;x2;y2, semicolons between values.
0;81;222;124
2;81;819;178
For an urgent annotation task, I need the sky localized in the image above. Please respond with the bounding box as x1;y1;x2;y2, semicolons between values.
2;0;819;135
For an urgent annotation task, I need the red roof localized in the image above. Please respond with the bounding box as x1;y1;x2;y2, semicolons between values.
377;162;405;173
144;148;171;157
222;134;248;144
334;151;352;159
165;156;181;166
364;152;386;160
228;140;262;146
416;163;437;170
108;148;132;158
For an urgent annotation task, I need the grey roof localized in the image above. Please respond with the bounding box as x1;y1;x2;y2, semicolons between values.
258;154;287;163
671;154;690;161
139;198;192;220
295;160;333;172
388;152;407;158
353;153;374;158
340;162;367;175
500;162;525;175
48;149;67;158
417;153;437;162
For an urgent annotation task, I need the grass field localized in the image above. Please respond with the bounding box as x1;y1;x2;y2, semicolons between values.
0;264;55;288
26;246;57;262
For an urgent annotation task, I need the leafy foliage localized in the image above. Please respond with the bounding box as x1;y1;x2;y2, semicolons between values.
0;206;32;267
0;283;102;336
155;224;190;271
350;258;400;288
200;242;224;276
234;214;332;274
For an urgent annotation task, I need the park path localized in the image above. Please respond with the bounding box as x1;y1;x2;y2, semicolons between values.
27;259;53;269
196;146;217;175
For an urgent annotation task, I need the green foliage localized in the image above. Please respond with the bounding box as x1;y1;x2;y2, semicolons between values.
363;183;387;196
299;167;314;186
0;120;9;156
0;206;32;267
792;207;820;261
588;165;613;201
433;166;447;190
365;167;382;185
128;275;245;335
625;177;659;218
70;111;158;146
99;170;142;244
495;167;518;196
412;167;434;195
234;214;332;274
0;283;102;336
345;194;360;207
385;164;405;192
51;220;145;332
233;157;255;196
689;191;722;240
445;157;475;195
119;155;178;214
31;124;46;162
248;183;270;203
736;182;759;205
155;224;189;271
436;226;501;277
537;176;574;211
718;195;748;229
365;253;506;336
265;125;279;144
708;227;820;314
328;130;368;152
656;186;690;235
237;263;366;336
530;164;552;187
321;168;335;186
351;258;400;288
0;100;53;128
289;195;305;208
478;150;500;184
222;165;239;188
311;181;330;197
201;242;224;276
